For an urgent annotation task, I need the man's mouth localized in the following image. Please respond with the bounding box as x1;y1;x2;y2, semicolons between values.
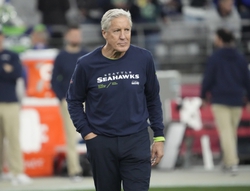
118;42;127;46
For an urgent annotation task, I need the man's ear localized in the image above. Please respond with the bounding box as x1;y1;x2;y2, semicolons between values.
102;30;107;40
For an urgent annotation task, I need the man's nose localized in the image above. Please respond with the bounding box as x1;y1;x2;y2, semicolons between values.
120;31;125;39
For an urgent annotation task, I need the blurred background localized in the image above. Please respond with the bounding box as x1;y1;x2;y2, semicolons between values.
0;0;250;190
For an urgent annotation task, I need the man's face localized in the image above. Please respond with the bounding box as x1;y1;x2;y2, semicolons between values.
219;0;234;13
65;29;82;47
102;16;131;53
31;31;47;45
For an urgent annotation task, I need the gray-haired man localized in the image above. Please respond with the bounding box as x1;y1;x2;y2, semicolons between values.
67;9;165;191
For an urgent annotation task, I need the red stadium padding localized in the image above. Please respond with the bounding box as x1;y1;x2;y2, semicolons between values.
181;84;201;98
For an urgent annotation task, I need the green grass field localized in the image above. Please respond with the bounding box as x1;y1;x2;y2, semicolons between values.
64;187;250;191
148;187;250;191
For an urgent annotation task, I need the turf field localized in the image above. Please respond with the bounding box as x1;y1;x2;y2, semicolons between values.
66;187;250;191
149;187;250;191
2;167;250;191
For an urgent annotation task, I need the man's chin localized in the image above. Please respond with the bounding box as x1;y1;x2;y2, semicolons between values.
116;45;130;53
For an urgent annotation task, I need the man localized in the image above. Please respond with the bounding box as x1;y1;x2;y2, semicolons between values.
236;0;250;19
38;0;69;26
130;0;166;69
51;25;88;181
66;9;165;191
206;0;241;45
0;27;31;185
30;24;49;50
200;28;250;175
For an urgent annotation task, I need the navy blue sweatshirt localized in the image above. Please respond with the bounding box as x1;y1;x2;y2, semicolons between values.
201;47;250;106
51;49;88;101
0;49;22;102
66;45;164;138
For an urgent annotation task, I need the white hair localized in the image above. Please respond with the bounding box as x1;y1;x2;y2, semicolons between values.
101;9;132;31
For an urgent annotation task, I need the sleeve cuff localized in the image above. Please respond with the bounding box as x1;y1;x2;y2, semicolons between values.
153;129;164;137
80;126;92;139
153;136;165;142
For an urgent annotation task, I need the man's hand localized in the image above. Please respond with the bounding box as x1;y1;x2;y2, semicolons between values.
3;63;13;73
151;141;164;166
84;132;97;141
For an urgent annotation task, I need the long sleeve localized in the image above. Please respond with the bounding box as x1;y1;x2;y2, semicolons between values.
66;63;92;138
242;60;250;101
0;64;4;75
51;56;66;101
0;54;22;81
145;56;164;137
67;45;164;137
0;51;23;102
200;56;216;99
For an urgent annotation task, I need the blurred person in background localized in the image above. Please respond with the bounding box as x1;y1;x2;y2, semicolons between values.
213;0;250;19
236;0;250;19
77;0;107;24
77;0;132;24
51;25;88;181
130;0;167;69
66;8;165;191
236;0;250;57
206;0;241;41
200;28;250;175
37;0;70;48
109;0;132;9
37;0;69;26
182;0;211;21
0;27;31;185
160;0;182;22
30;24;49;50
